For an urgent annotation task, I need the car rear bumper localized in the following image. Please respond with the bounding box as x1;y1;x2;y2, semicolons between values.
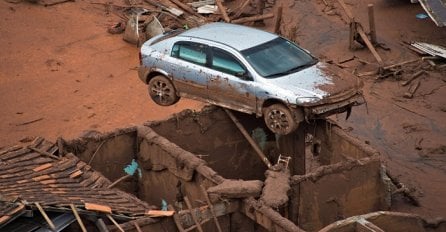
138;66;150;84
305;93;365;118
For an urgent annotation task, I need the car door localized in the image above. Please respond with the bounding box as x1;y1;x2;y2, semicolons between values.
207;47;257;113
169;41;211;100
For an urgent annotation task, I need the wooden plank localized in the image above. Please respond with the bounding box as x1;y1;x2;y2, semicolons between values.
231;13;274;24
33;163;53;172
69;170;83;178
85;203;112;214
146;210;175;217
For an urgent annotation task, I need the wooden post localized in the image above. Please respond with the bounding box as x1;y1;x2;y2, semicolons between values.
70;204;87;232
224;109;272;169
234;0;251;18
273;6;283;34
133;221;143;232
232;13;274;24
368;4;377;45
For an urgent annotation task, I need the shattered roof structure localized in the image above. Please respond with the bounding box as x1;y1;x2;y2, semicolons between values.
419;0;446;27
0;137;151;229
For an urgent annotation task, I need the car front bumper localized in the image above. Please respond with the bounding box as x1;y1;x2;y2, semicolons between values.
305;93;365;119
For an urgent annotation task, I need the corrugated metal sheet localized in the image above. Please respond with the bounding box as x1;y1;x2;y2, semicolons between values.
419;0;446;27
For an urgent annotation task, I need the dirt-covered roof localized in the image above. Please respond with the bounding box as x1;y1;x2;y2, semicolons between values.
0;138;151;226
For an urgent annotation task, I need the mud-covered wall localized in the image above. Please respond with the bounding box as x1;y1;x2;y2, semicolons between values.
63;128;138;193
147;107;274;180
289;156;389;231
310;120;379;165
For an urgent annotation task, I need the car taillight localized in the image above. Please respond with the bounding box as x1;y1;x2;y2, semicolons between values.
139;51;142;65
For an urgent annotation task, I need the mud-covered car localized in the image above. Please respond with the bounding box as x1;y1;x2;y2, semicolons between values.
138;22;364;135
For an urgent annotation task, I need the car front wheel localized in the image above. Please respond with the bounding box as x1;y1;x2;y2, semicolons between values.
148;75;180;106
263;104;298;135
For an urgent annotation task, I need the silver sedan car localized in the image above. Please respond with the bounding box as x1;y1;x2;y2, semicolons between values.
138;22;364;135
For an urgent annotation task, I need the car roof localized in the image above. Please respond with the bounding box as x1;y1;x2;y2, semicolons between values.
178;22;278;51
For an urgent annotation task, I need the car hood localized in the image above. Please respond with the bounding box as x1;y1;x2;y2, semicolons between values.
262;62;362;105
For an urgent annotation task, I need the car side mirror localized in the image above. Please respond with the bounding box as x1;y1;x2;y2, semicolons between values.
235;71;251;81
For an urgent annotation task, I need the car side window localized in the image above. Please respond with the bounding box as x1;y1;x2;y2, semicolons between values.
211;47;247;78
172;42;207;66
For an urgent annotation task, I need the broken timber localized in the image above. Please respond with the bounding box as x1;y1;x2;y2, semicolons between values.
224;109;272;168
336;0;384;69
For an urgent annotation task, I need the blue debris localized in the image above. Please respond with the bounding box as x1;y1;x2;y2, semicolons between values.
161;199;168;211
416;13;428;19
124;159;142;178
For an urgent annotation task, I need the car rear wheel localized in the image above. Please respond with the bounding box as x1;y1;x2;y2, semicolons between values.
148;75;180;106
263;104;298;135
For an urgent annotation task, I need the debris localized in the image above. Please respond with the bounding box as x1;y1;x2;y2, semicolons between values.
207;179;263;198
224;109;272;168
273;5;283;34
15;118;43;126
123;13;140;45
170;0;203;18
215;0;230;22
260;169;291;208
188;0;215;8
40;0;74;7
107;214;125;232
200;185;223;232
231;12;274;24
416;13;429;19
144;0;183;16
35;202;56;231
403;80;421;99
183;196;204;232
233;0;251;18
197;5;218;14
144;16;164;40
107;21;126;34
401;70;426;86
70;204;87;232
411;42;446;59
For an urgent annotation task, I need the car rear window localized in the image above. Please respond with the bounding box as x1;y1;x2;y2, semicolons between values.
172;42;207;66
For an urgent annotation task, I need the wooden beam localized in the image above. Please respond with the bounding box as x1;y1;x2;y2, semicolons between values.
356;26;384;66
35;202;56;231
108;174;132;189
224;109;272;169
133;221;143;232
368;4;377;44
70;204;87;232
177;200;239;228
233;0;251;18
215;0;230;22
107;214;124;232
232;13;274;24
168;205;186;232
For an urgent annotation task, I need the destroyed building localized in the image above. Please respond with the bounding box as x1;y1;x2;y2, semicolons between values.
2;107;445;231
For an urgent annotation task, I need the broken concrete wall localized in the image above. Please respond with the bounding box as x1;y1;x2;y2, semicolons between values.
289;156;389;231
310;120;379;165
146;107;274;180
63;127;138;193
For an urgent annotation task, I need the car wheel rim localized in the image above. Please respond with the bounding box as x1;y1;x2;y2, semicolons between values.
267;109;289;133
151;80;173;104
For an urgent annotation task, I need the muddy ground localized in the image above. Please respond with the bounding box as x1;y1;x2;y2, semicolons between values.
0;0;445;222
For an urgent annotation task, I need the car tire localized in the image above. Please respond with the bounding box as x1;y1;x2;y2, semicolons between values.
263;104;299;135
148;75;180;106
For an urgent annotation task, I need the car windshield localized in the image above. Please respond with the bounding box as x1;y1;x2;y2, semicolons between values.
241;37;317;78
